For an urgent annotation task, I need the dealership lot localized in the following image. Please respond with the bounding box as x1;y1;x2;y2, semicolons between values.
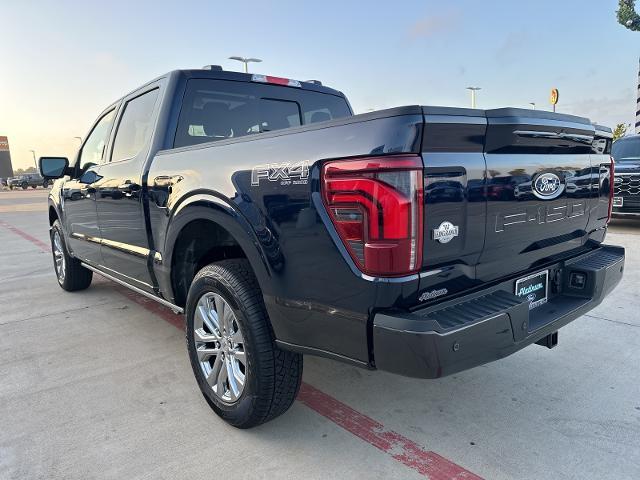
1;189;639;480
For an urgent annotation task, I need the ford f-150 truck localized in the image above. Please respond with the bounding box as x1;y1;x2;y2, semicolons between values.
40;66;625;428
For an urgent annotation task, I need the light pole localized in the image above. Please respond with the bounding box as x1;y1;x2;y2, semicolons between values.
466;87;481;108
529;102;536;110
29;149;37;170
73;136;83;145
228;56;262;73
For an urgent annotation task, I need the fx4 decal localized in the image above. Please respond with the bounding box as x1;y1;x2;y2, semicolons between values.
251;161;310;186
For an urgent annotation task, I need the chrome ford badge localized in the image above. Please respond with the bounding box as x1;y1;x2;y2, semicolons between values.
533;172;563;199
432;221;459;244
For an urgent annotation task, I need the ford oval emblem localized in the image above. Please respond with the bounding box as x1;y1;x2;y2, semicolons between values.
533;172;564;200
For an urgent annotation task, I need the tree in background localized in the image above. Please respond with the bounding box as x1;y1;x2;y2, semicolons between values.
617;0;640;31
613;123;630;141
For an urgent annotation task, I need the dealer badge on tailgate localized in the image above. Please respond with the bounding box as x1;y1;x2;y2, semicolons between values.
515;270;549;310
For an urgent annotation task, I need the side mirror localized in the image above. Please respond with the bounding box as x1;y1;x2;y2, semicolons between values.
39;157;69;179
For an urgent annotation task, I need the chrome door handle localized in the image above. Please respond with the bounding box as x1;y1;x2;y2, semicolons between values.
153;175;183;188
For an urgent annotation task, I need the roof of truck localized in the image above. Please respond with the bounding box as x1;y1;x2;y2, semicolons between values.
152;66;345;98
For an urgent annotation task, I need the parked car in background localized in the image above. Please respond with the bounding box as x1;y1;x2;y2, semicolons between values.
612;134;640;216
7;173;49;189
0;177;7;188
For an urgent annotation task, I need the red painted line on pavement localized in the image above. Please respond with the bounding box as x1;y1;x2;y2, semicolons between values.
297;383;482;480
108;281;185;331
0;220;51;252
1;220;482;480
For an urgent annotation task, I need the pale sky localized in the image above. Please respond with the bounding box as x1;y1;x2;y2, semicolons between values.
1;0;638;170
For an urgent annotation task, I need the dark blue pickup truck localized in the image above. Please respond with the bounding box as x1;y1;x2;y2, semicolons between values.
40;66;624;428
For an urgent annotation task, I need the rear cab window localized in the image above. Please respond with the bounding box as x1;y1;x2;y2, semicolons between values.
174;79;351;148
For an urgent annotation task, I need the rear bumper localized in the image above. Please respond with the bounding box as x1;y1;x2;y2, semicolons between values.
373;245;625;378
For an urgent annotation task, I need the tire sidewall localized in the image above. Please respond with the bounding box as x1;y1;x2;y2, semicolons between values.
185;269;262;423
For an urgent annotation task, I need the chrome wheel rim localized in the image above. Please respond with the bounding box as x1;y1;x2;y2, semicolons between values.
193;292;246;402
52;231;66;283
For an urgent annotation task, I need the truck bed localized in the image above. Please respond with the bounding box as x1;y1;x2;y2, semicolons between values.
148;104;614;365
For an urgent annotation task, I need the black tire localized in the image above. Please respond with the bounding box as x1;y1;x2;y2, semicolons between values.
51;220;93;291
21;182;28;190
186;259;302;428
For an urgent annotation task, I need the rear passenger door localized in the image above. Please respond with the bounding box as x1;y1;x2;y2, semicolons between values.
94;86;161;292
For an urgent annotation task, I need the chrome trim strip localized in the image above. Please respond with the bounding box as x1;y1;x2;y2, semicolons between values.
70;232;102;244
100;238;149;258
513;130;594;144
71;232;151;258
80;262;183;313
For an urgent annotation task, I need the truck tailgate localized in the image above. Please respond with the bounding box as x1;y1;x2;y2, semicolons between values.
419;107;612;299
477;108;605;282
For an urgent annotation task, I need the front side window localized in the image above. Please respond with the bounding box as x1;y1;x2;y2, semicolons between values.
174;79;351;148
111;89;159;162
78;109;116;172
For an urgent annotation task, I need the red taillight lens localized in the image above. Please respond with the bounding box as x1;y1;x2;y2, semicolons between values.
321;155;424;277
607;156;615;224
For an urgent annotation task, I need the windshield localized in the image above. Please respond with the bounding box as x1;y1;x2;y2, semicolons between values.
612;137;640;162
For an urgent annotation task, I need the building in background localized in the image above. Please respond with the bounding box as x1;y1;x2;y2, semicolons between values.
0;137;14;178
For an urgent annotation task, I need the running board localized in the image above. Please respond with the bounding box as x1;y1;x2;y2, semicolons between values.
81;262;184;314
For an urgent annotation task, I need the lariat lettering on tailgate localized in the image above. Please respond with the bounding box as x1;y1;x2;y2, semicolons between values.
495;200;586;232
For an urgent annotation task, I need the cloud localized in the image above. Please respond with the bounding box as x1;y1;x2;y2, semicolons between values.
561;88;636;127
409;10;460;39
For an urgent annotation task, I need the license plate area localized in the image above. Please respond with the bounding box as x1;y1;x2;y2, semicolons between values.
613;197;623;207
515;270;548;310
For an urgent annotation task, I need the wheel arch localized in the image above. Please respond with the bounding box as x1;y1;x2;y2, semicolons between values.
48;200;61;226
160;195;273;308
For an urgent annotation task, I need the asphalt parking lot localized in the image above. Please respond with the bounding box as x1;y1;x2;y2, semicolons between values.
1;189;639;480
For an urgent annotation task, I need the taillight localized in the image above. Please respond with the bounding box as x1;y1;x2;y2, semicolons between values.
321;155;424;277
607;156;615;223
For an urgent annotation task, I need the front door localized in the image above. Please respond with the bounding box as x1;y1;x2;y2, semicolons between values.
62;108;116;265
94;87;160;292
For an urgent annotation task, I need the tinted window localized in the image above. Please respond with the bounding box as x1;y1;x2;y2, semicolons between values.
111;89;159;162
174;79;351;148
79;109;116;171
612;137;640;162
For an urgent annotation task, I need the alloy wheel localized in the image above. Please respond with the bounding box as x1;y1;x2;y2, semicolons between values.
193;292;247;403
52;230;66;283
